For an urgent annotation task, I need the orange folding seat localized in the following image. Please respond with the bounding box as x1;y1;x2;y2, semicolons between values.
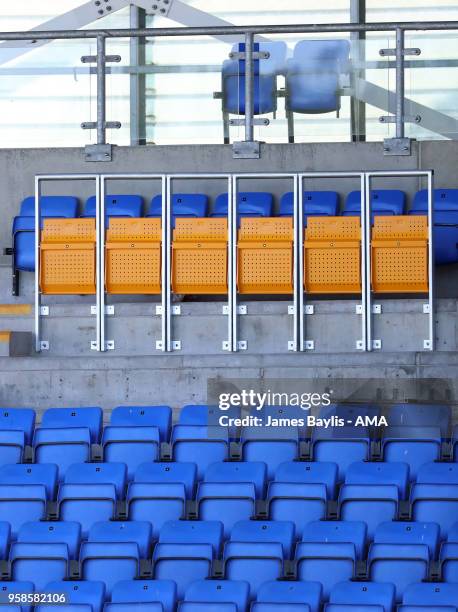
40;218;96;294
371;216;428;293
304;217;361;294
237;217;293;294
105;218;161;294
172;218;227;294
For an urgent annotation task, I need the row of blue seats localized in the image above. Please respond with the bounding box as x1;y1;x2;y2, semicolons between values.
3;517;458;603
5;578;458;612
0;459;457;542
2;406;458;484
11;188;458;275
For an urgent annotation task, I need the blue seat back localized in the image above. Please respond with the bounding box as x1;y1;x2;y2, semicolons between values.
256;580;322;612
0;430;24;466
382;426;442;480
286;40;350;114
18;520;81;559
102;426;160;480
279;191;339;223
19;196;78;219
211;192;273;220
0;521;10;559
0;408;35;445
344;190;406;220
0;463;57;500
134;461;197;497
302;520;367;559
345;461;409;499
268;482;327;538
43;581;105;612
127;482;186;538
0;581;34;612
231;520;295;558
411;483;458;539
83;195;143;218
374;520;439;559
339;484;399;539
197;482;256;539
388;403;451;436
172;425;228;480
10;541;69;591
312;426;370;481
111;579;177;612
88;520;151;558
147;194;208;228
184;579;250;612
417;461;458;485
80;541;139;597
329;580;395;612
403;582;458;609
205;461;267;497
153;542;213;599
64;462;127;497
111;406;172;442
275;461;338;499
41;407;102;444
159;520;223;557
33;427;91;481
0;484;47;538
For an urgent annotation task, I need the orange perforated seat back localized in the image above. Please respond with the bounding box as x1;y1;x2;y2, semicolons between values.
105;218;161;294
172;218;228;294
237;217;293;294
40;218;96;295
304;216;361;294
371;215;428;293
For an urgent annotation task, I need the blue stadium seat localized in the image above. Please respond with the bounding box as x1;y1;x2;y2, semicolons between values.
182;580;249;612
104;604;162;612
41;407;102;444
224;541;284;600
40;581;105;612
154;542;213;599
12;196;78;272
0;521;10;559
147;194;208;228
211;192;273;222
110;580;176;612
59;463;127;537
440;543;458;583
0;431;25;467
374;521;440;559
159;520;223;557
268;482;327;538
275;461;338;498
0;408;35;445
344;190;406;222
83;195;143;219
328;581;395;612
295;541;356;600
102;426;160;480
0;463;57;500
286;40;350;114
10;541;70;590
221;42;287;117
448;522;458;542
0;481;49;538
205;461;267;498
88;521;151;558
279;191;339;224
253;580;322;612
382;426;442;480
127;483;186;538
417;462;458;485
172;425;229;480
135;461;197;497
0;581;34;612
411;188;458;264
339;484;399;539
110;405;172;442
231;520;295;558
368;543;429;602
411;483;458;539
401;582;458;611
312;425;371;481
241;427;299;480
179;404;241;428
345;461;410;499
197;482;256;539
33;427;91;481
388;403;451;437
17;521;81;559
80;541;139;597
302;520;367;559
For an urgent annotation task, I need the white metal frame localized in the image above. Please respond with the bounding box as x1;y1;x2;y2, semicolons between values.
34;170;435;354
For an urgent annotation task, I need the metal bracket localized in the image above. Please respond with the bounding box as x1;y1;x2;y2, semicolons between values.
155;305;181;315
40;341;49;351
172;340;181;351
40;306;49;316
222;340;247;351
372;304;382;314
81;54;121;63
230;118;269;127
305;340;315;351
290;304;313;315
356;304;363;315
135;0;174;17
91;340;114;350
84;144;114;162
423;339;432;350
155;340;164;350
229;51;270;60
380;115;421;125
379;47;421;57
82;121;122;130
222;304;247;315
423;303;431;314
288;340;295;351
91;305;114;315
372;339;382;350
382;137;412;156
356;340;364;350
232;140;261;159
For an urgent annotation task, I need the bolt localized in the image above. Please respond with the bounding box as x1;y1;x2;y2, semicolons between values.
107;5;112;10
160;7;166;12
152;3;158;8
95;0;100;5
98;9;104;14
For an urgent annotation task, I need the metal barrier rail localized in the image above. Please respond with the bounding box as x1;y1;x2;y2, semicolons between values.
34;170;434;354
2;19;458;156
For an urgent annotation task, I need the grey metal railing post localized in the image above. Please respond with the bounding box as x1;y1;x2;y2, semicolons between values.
97;35;107;146
34;177;42;353
395;27;405;139
244;32;254;143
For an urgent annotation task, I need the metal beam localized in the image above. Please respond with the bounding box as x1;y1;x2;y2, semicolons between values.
129;5;146;145
350;0;366;141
